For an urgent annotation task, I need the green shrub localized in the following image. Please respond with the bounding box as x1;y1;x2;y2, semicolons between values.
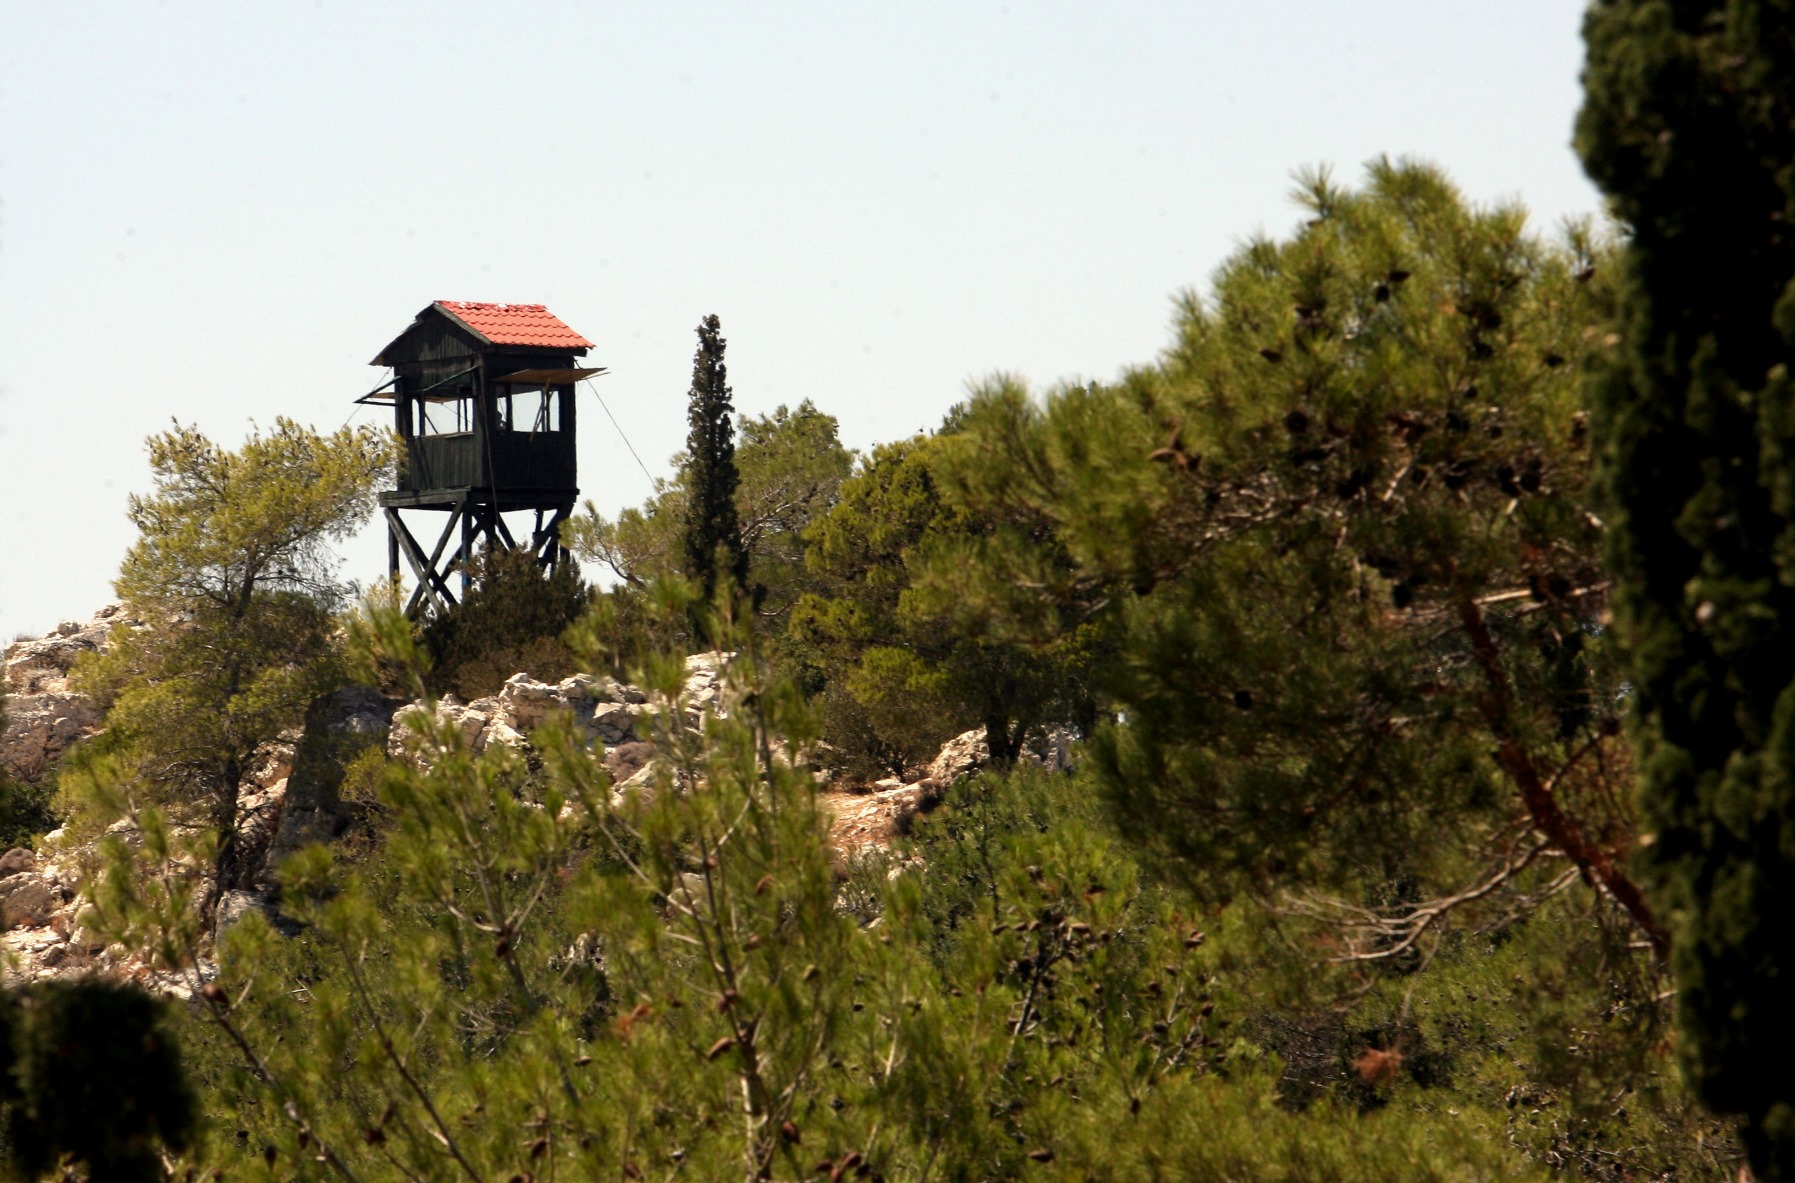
422;545;590;697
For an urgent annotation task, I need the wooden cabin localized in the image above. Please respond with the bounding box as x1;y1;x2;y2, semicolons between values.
362;301;603;615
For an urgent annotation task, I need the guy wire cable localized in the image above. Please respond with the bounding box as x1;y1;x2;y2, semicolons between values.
582;374;656;484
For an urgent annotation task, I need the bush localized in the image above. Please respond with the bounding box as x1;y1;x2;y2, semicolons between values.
1;981;196;1183
0;775;56;851
422;546;590;697
0;703;57;849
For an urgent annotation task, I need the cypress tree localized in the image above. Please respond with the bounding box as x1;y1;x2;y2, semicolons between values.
681;314;749;606
1577;2;1795;1172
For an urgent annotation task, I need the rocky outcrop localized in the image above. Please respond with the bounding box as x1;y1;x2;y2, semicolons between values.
0;623;1082;983
389;671;654;764
927;730;990;786
0;839;90;982
1;606;137;783
0;626;757;982
0;873;58;930
263;686;392;874
925;726;1078;786
380;663;1083;856
386;656;735;769
823;726;1080;853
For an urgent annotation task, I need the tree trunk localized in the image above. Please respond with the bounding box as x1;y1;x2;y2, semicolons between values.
1457;598;1668;958
204;755;244;925
984;714;1024;767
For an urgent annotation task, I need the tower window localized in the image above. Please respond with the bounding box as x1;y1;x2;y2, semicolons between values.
499;386;560;433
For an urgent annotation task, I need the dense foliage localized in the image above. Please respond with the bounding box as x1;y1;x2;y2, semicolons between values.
0;981;195;1183
92;601;1564;1183
901;162;1723;1175
931;162;1651;939
564;399;854;661
790;431;1101;773
420;544;589;699
1576;1;1795;1174
0;703;55;850
36;39;1795;1166
48;164;1767;1183
62;419;393;909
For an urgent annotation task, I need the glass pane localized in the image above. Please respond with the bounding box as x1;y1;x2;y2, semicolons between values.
419;397;471;436
509;388;558;433
532;390;560;433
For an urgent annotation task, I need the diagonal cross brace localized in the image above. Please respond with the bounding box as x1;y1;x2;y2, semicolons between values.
387;507;460;617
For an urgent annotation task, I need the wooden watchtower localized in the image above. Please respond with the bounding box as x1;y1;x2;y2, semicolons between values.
361;301;604;617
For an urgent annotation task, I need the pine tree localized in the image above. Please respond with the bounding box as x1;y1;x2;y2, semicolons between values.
102;594;1555;1183
791;429;1099;771
682;314;750;609
66;419;394;911
561;400;853;671
1576;2;1795;1173
926;164;1651;936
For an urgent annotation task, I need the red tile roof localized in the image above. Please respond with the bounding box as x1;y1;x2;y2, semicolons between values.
434;301;593;350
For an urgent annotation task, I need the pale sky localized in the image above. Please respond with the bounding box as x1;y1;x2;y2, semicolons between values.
0;2;1604;640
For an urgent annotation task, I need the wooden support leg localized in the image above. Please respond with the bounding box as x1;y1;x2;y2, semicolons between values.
423;507;461;575
407;508;463;615
387;507;458;618
490;508;520;550
534;503;572;569
394;509;462;617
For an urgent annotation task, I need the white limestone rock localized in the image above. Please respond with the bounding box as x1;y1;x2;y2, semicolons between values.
557;673;606;702
611;759;667;808
483;718;529;753
0;877;60;931
923;726;1080;788
0;848;36;879
246;739;297;790
1023;726;1079;774
0;607;147;782
389;698;487;763
592;701;639;745
216;890;273;934
928;729;990;785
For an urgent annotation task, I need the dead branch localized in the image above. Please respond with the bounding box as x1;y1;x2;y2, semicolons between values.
1283;839;1557;963
1457;597;1668;959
